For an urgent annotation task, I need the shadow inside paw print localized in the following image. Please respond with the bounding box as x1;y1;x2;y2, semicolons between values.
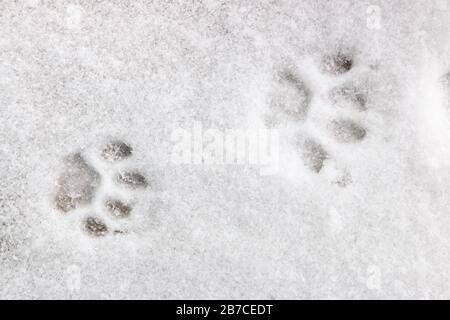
105;199;131;218
101;140;133;162
329;83;368;111
83;216;108;237
115;171;148;189
299;138;329;173
328;119;366;143
54;153;101;213
54;140;148;237
321;51;353;76
266;68;311;126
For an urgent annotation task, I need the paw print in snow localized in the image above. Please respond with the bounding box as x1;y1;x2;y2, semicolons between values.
265;49;369;185
53;140;149;237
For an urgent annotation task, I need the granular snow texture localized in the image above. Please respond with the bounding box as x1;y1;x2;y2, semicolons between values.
0;0;450;299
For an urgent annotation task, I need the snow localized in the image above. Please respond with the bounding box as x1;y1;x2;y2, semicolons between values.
0;0;449;299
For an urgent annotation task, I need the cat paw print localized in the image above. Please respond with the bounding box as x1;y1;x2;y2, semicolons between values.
266;50;368;185
53;140;148;237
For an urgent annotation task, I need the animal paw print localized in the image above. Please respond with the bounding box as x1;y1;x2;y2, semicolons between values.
53;140;148;237
266;49;368;185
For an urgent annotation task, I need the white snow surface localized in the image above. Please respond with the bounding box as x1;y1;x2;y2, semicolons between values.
0;0;450;299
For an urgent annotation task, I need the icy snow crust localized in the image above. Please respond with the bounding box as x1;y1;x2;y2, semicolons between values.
1;0;450;299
